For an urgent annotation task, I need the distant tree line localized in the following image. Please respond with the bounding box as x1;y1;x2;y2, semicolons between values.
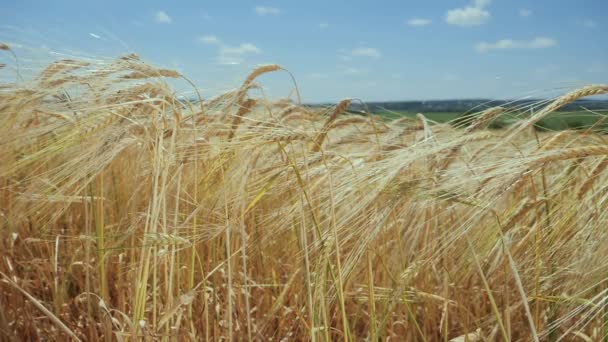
307;99;608;113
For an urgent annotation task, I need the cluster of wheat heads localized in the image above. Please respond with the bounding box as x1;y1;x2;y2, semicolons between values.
1;45;608;341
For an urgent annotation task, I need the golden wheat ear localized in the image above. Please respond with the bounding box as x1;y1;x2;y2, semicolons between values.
312;98;351;152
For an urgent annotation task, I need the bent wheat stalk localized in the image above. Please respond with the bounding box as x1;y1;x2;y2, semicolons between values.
505;84;608;140
312;99;351;152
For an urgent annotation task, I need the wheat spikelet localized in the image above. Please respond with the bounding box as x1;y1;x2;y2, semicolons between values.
380;143;409;152
329;116;370;129
234;64;282;106
273;98;294;108
436;132;495;172
507;84;608;139
502;198;543;232
205;89;239;109
227;99;257;140
0;43;10;51
395;124;425;137
327;99;352;124
242;64;281;87
331;134;369;145
577;157;608;199
497;146;608;196
391;116;417;126
465;106;505;133
278;104;301;118
312;99;351;152
528;145;608;169
39;59;90;80
266;132;309;143
538;130;573;152
121;69;180;79
34;109;75;123
282;112;317;122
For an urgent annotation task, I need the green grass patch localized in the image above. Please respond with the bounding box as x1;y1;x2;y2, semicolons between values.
374;110;461;122
376;109;608;132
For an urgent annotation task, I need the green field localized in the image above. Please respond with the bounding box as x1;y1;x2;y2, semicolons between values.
374;110;461;122
375;109;608;131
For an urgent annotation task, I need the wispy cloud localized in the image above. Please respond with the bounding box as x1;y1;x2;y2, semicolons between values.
221;43;261;55
446;7;490;26
155;11;172;24
319;22;329;29
308;73;327;79
219;43;262;65
199;35;221;45
582;19;597;28
201;12;212;21
519;9;532;17
476;37;557;53
344;67;368;75
407;18;432;27
473;0;491;7
197;35;262;65
255;6;281;16
446;0;491;26
352;47;381;58
89;33;101;39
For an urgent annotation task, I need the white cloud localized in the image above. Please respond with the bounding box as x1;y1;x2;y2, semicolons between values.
344;67;368;75
89;33;101;39
582;19;597;28
218;43;262;65
476;37;557;52
519;9;532;17
527;37;557;48
446;0;491;26
340;55;352;62
221;43;262;55
255;6;281;16
446;6;490;26
473;0;492;7
351;47;381;58
319;22;329;29
199;36;262;65
218;56;243;65
155;11;172;24
407;18;432;27
199;35;221;45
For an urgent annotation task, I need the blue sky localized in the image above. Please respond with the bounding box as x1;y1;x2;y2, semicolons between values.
1;0;606;102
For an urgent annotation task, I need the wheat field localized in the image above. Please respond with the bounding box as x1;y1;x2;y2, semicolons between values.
1;45;608;341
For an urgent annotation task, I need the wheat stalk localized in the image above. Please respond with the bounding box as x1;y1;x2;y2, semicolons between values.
528;145;608;168
227;99;257;140
577;157;608;199
506;85;608;139
465;107;505;133
312;99;351;152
